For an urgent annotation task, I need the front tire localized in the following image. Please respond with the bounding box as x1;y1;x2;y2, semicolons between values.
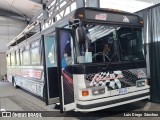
13;78;18;88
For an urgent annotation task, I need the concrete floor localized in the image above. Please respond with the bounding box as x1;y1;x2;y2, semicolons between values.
0;80;160;120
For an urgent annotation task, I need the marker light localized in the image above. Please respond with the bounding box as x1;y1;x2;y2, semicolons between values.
82;90;89;96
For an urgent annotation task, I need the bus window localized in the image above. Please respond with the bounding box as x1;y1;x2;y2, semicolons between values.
11;52;16;66
75;25;145;63
22;50;30;65
16;50;20;65
7;54;10;66
44;36;57;67
118;27;144;61
31;40;41;65
31;47;40;65
75;25;115;63
20;49;23;65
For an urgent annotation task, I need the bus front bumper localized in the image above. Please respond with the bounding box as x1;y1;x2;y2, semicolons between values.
75;89;150;112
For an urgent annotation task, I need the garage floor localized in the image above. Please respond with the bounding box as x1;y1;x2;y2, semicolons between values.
0;81;160;120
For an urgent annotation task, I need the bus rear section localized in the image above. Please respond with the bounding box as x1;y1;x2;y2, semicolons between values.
56;7;150;112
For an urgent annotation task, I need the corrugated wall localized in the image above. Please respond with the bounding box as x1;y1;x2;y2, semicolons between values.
137;4;160;103
0;16;27;52
0;53;7;79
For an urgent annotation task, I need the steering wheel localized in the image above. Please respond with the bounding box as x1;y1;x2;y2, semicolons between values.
92;52;111;62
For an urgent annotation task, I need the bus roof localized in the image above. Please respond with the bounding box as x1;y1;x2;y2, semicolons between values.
7;32;35;47
7;21;39;47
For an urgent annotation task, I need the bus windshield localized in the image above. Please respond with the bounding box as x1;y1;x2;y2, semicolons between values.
76;25;144;63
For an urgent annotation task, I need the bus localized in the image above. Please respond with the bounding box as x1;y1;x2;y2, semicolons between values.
7;7;150;112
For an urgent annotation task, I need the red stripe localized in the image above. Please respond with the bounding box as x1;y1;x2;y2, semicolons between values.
62;70;73;83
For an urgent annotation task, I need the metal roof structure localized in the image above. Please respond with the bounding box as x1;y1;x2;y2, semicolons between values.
0;0;160;52
0;0;159;22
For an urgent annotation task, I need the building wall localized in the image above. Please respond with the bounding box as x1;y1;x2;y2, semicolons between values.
0;52;7;79
0;16;27;79
0;16;27;52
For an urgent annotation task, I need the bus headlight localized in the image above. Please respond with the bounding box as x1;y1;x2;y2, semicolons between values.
136;79;146;87
92;87;105;95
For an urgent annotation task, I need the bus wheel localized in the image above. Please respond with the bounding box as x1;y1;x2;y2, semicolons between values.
13;78;18;88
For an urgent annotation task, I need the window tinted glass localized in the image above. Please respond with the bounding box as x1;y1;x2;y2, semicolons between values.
22;50;30;65
31;47;40;65
11;52;15;65
16;51;20;65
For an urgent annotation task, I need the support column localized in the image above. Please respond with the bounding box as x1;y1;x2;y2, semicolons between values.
41;0;49;105
41;0;49;29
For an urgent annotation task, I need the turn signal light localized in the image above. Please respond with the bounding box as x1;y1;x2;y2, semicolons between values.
82;90;89;96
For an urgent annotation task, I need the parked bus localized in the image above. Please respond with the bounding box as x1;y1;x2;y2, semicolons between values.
7;7;150;112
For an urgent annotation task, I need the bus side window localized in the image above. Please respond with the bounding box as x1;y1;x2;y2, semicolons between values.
7;54;10;66
16;50;20;66
11;52;16;66
22;47;30;66
31;40;41;65
20;49;23;66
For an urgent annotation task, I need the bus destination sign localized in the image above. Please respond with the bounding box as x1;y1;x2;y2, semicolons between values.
85;10;140;25
95;13;107;20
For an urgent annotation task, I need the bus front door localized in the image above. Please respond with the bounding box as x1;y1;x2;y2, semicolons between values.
44;35;59;105
56;28;75;112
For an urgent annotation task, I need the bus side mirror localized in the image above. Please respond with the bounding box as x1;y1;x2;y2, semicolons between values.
76;26;86;44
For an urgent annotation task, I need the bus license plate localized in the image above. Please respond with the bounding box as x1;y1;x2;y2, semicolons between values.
119;88;128;95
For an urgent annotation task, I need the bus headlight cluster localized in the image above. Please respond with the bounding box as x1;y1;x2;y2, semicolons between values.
136;80;146;87
81;87;105;97
92;87;105;95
